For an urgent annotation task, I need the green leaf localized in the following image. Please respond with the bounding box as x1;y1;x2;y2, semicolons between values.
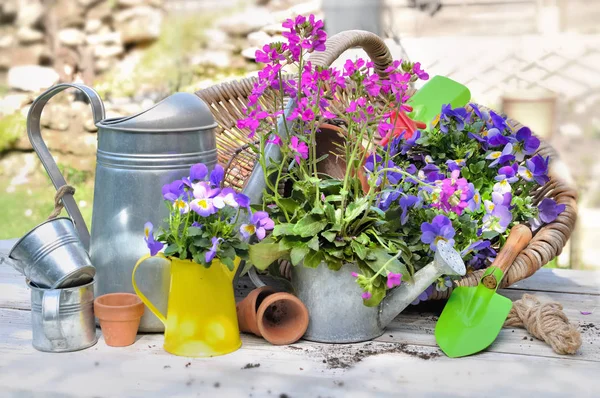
370;206;386;218
278;198;299;214
304;250;323;268
344;199;369;222
290;246;309;266
324;203;336;220
363;284;386;307
221;256;235;271
164;244;179;256
325;195;343;203
273;223;295;236
307;235;320;251
356;233;370;245
187;227;202;237
319;179;343;189
351;240;368;260
248;239;288;270
293;214;328;237
321;230;337;242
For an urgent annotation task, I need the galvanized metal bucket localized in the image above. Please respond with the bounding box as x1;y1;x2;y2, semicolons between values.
8;217;95;289
29;279;98;352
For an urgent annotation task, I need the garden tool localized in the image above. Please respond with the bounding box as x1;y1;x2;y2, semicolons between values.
406;75;471;128
435;224;533;358
26;84;218;332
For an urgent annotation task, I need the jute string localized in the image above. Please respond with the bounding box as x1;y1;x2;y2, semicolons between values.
47;185;76;220
504;293;582;355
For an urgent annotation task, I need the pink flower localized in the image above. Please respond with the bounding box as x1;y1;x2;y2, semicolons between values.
361;291;372;300
289;136;309;164
351;272;359;278
387;272;402;288
413;62;429;80
267;135;282;145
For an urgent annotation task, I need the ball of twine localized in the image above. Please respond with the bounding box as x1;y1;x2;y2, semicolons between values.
504;293;582;355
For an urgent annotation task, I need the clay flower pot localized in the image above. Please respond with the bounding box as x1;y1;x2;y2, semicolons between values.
237;287;309;345
315;123;370;194
94;293;144;347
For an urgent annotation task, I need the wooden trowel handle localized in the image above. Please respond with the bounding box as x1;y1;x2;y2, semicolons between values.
482;224;532;289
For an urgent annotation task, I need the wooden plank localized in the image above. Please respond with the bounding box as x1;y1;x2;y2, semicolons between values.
379;289;600;362
505;268;600;296
0;308;598;397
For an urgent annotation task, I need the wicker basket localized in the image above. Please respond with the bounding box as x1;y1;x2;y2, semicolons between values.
196;30;578;298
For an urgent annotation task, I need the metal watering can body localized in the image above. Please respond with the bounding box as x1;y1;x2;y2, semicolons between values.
290;241;467;343
27;84;218;332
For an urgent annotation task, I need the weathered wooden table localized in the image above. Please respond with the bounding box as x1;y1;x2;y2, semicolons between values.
1;239;599;397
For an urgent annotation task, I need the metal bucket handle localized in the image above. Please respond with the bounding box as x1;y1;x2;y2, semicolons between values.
41;289;67;350
27;84;106;251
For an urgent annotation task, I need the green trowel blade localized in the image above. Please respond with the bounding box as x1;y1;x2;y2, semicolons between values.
434;284;513;358
407;75;471;129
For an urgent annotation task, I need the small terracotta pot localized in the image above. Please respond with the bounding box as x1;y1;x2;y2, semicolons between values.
94;293;145;347
256;292;309;346
237;287;309;345
315;123;370;194
236;286;276;336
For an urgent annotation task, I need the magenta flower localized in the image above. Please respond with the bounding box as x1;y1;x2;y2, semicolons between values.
267;135;282;145
240;211;275;240
387;272;402;289
361;291;372;300
412;62;429;80
288;136;309;164
144;222;164;256
237;106;269;138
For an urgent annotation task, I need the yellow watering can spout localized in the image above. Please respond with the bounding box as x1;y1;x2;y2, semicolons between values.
132;254;242;357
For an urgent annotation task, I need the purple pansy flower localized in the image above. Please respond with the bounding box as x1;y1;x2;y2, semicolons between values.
486;128;510;147
144;222;164;256
526;154;550;185
411;285;434;305
210;164;225;187
420;215;456;251
190;163;208;182
213;187;240;209
205;237;221;263
466;183;481;212
482;194;513;234
495;163;519;183
489;110;507;131
162;180;184;201
487;143;515;167
399;195;419;225
387;272;402;289
240;211;275;240
439;104;468;133
446;159;466;172
538;198;566;224
514;127;540;161
378;189;402;211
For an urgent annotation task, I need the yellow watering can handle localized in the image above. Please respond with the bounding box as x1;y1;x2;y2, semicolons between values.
132;253;168;326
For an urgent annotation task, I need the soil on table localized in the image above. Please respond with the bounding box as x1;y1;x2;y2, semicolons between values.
288;341;440;369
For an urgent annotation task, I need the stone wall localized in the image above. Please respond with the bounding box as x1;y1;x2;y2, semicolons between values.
0;0;164;91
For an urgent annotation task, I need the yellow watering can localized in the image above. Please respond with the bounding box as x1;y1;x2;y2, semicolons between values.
132;254;242;357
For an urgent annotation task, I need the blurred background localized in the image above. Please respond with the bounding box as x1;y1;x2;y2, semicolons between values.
0;0;598;270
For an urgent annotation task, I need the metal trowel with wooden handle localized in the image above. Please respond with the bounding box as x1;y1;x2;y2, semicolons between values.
435;224;533;358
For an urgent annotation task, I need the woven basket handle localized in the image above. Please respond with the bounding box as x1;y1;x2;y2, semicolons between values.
309;30;393;76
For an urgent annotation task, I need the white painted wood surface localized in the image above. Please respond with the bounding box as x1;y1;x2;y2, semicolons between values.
1;239;599;397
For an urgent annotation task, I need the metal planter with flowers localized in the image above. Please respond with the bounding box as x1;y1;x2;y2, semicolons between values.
194;15;577;344
132;164;274;357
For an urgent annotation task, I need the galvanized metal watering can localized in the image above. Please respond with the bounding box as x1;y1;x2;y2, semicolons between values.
27;84;218;332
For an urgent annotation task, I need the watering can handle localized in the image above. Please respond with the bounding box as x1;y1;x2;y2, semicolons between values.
27;84;106;251
132;254;168;326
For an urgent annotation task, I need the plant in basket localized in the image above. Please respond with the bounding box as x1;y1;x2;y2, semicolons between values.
132;163;274;357
234;14;565;343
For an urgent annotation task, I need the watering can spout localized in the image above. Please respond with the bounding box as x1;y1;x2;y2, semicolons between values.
379;241;466;328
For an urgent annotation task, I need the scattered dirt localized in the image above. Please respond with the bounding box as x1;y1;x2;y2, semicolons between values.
522;336;527;340
579;322;599;334
163;365;171;369
264;303;288;326
279;394;290;398
214;382;220;388
287;341;440;369
242;363;261;369
185;362;191;368
94;361;99;367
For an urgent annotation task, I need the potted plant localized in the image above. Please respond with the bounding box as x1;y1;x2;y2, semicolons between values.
236;14;564;343
132;163;275;357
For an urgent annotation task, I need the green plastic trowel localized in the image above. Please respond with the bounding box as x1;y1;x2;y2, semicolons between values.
407;75;472;129
435;224;533;358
